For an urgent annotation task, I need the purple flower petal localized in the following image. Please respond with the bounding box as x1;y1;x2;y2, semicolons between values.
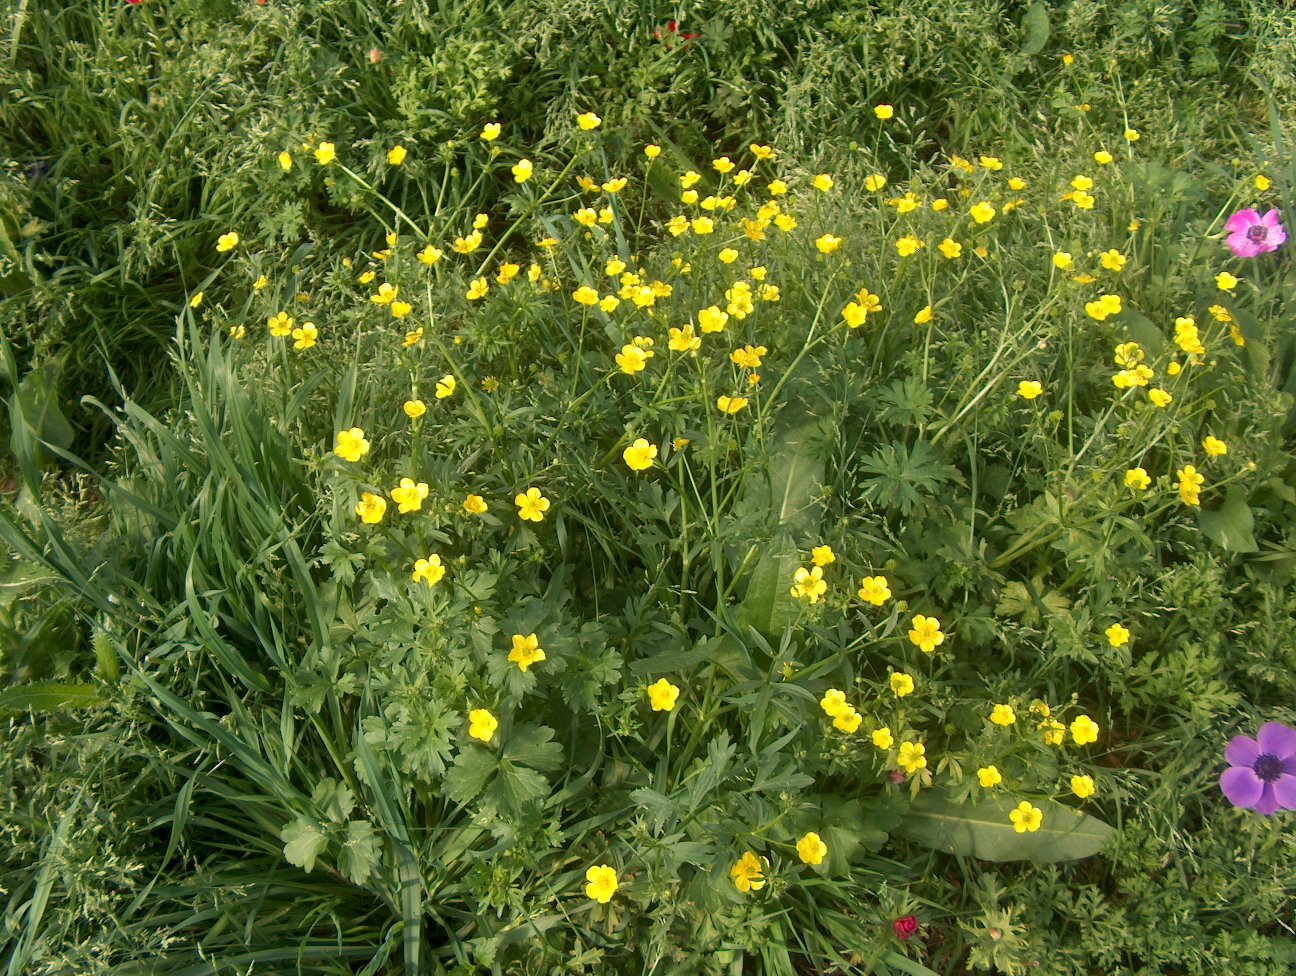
1257;722;1296;759
1225;734;1260;767
1261;208;1283;227
1273;773;1296;810
1226;232;1263;258
1225;209;1260;233
1254;782;1281;815
1283;756;1296;776
1221;765;1264;807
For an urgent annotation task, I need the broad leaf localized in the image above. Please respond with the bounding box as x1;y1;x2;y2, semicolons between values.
280;818;329;873
735;532;803;639
895;789;1113;862
1198;485;1257;552
444;745;499;805
0;682;102;712
1019;1;1050;55
338;820;381;884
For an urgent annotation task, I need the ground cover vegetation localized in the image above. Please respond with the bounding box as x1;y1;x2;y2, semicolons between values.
2;1;1296;974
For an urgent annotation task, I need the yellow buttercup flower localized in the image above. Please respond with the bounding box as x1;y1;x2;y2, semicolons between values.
1009;801;1042;833
252;274;268;290
467;278;489;300
815;233;842;254
1148;388;1172;408
334;427;370;462
387;145;407;165
189;292;204;308
890;672;914;697
1085;294;1122;320
797;832;827;864
979;156;1003;170
813;173;834;192
730;344;767;369
585;865;618;903
938;238;962;259
576;112;602;130
1008;176;1026;190
680;170;702;189
1094;150;1113;165
496;263;520;285
713;156;736;174
1070;714;1100;745
573;285;599;305
623;438;658;472
435;375;456;399
1071;775;1096;799
858;575;891;605
314;142;336;165
390;301;412;318
647;677;679;712
820;689;847;717
931;198;948;210
403;399;426;419
644;144;661;158
908;614;944;653
833;705;862;733
733;169;752;186
1216;271;1239;291
990;704;1016;726
370;282;398;305
1016;380;1043;400
914;305;933;325
731;852;766;893
508;633;546;672
1042;719;1066;745
291;323;318;349
692;216;715;235
790;566;827;603
697;306;729;333
1124;467;1150;490
749;143;775;161
216;231;239;252
511;159;533;182
515;487;551;521
228;324;245;339
717;247;739;264
391;478;429;514
810;544;835;567
874;103;894;119
977;765;1002;788
416;244;443;265
1177;465;1204;506
480;122;501;140
355;492;386;524
717;395;749;414
970;201;996;223
1100;249;1126;271
463;494;487;514
1053;251;1073;270
871;726;894;750
602;177;627;193
616;344;652;374
897;740;927;773
468;708;498;741
1105;623;1130;646
1203;436;1227;456
1071;174;1094;192
896;235;924;257
767;179;788;195
668;324;701;352
278;151;292;171
1124;128;1140;142
403;327;424;347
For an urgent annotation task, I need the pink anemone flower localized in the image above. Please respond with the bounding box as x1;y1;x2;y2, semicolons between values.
1224;208;1286;257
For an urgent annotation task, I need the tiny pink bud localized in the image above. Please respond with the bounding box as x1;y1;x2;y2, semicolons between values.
368;48;384;63
888;769;905;784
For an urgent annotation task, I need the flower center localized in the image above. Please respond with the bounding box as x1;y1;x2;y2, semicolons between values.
1247;225;1269;243
1254;753;1284;782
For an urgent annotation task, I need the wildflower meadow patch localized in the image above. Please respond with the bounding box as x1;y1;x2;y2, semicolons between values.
3;3;1296;975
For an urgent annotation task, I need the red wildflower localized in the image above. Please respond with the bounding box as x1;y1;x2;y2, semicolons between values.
892;916;919;940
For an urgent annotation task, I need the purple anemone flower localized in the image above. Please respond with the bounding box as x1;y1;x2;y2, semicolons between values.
1224;208;1287;258
1220;721;1296;815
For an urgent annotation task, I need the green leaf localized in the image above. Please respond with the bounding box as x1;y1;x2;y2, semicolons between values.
92;631;120;683
9;357;73;469
1019;1;1050;55
311;777;357;823
444;745;499;805
280;818;329;873
1198;485;1258;552
858;440;960;514
894;789;1113;862
503;723;563;771
735;533;802;639
338;820;381;884
1119;312;1165;355
0;682;102;712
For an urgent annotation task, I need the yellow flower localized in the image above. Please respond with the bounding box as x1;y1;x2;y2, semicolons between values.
908;614;944;653
749;143;776;161
251;274;268;291
978;765;1002;788
573;207;598;228
1124;128;1140;142
812;173;834;192
572;285;599;306
1062;53;1074;65
616;344;652;374
334;427;370;462
387;145;407;166
979;156;1003;170
896;235;924;257
390;301;412;318
1176;465;1204;506
664;324;699;352
278;151;293;171
189;292;204;308
970;201;996;224
796;831;827;865
527;264;542;282
717;395;749;414
1208;304;1233;322
402;327;424;348
810;544;835;567
435;374;456;399
228;324;245;339
216;231;239;252
515;487;551;521
727;344;764;369
1203;436;1227;456
1100;249;1126;271
692;216;715;235
468;708;498;741
623;438;658;472
467;278;489;301
820;689;847;717
463;494;487;514
773;213;797;232
931;198;949;211
314;142;336;165
698;306;729;333
1255;174;1271;190
890;672;914;697
292;323;318;349
644;144;661;158
1124;467;1150;491
813;233;842;254
1216;271;1239;291
833;705;862;733
712;156;736;174
508;633;546;672
938;238;962;259
1085;294;1122;320
718;248;739;264
731;852;766;893
841;302;867;328
602;178;627;194
790;566;827;603
496;263;520;285
647;677;679;712
666;214;689;237
1017;380;1043;400
864;174;887;192
897;740;927;773
511;159;533;182
1009;801;1042;833
767;179;788;195
370;282;398;305
1071;774;1096;799
1071;174;1094;192
355;492;386;524
680;170;702;189
1095;150;1113;165
1148;388;1172;408
1052;251;1073;270
858;575;891;605
390;478;430;514
1072;191;1095;209
403;399;426;419
872;726;894;749
914;305;933;324
1070;714;1100;745
585;865;618;903
1042;719;1066;745
733;169;752;186
477;121;501;140
1113;341;1144;367
412;243;442;266
1105;623;1130;647
576;112;602;130
1006;176;1026;190
990;704;1016;726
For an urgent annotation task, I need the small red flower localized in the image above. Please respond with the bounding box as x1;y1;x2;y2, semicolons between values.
892;915;919;940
